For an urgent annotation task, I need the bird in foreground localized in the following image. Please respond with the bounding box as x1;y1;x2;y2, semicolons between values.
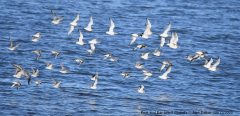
89;71;98;81
190;51;208;63
10;81;21;90
24;71;31;85
102;54;113;60
142;70;154;81
141;52;151;60
59;63;70;73
67;13;79;35
167;32;180;49
51;78;61;88
158;65;171;79
73;30;85;45
208;57;220;71
32;81;42;86
29;35;41;42
49;50;60;58
31;50;42;60
88;78;98;89
159;22;171;38
109;58;118;62
133;44;147;50
134;61;144;69
51;10;64;24
129;33;140;45
88;38;100;44
84;15;93;31
121;72;132;78
12;63;25;78
43;62;53;69
85;49;95;55
140;24;151;39
30;67;39;77
160;61;172;72
8;37;19;51
202;58;213;68
153;50;163;56
73;59;84;65
106;18;117;35
135;85;146;93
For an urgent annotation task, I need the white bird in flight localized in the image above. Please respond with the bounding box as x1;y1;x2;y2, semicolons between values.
88;78;98;89
208;57;220;71
106;18;117;35
159;22;171;38
67;13;79;35
135;85;146;93
59;63;70;73
84;15;93;31
30;67;39;77
167;32;180;49
158;65;171;79
73;30;85;45
51;10;64;24
43;62;53;69
51;78;61;88
8;37;19;51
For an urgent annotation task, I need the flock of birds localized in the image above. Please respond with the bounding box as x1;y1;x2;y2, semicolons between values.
8;10;220;93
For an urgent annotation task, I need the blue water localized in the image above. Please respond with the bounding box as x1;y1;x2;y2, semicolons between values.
0;0;240;115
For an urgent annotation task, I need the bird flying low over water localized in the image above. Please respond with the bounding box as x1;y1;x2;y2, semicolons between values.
68;13;79;35
109;58;118;62
12;63;25;78
43;62;53;69
190;51;208;63
29;34;41;42
51;10;64;24
202;58;213;68
49;51;60;58
167;32;180;49
73;30;85;45
88;78;98;89
120;72;132;78
85;49;95;55
102;54;113;60
30;67;39;77
134;61;144;69
146;18;153;35
159;22;171;38
88;38;100;44
142;70;154;81
160;61;172;72
129;33;140;45
84;15;93;31
158;65;171;79
141;52;151;60
59;63;70;73
31;50;42;60
32;81;42;86
8;37;19;51
73;59;84;65
153;50;162;56
24;71;31;85
135;85;146;93
133;44;147;50
106;18;117;35
51;78;61;88
184;55;193;61
10;81;21;90
208;57;220;71
88;71;98;81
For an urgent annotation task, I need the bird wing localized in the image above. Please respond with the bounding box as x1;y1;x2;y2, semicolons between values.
159;37;165;49
109;18;115;32
170;32;175;44
78;30;83;42
58;16;64;21
212;57;220;67
67;26;74;35
51;78;57;85
163;22;171;34
143;24;150;35
30;67;36;74
10;83;16;88
59;63;65;71
51;10;58;20
162;66;171;77
173;32;179;45
73;13;79;23
90;44;95;50
135;85;140;90
142;75;149;81
93;79;98;86
36;51;41;60
160;64;166;71
9;37;13;48
86;15;93;28
55;81;61;87
146;18;151;28
129;36;137;45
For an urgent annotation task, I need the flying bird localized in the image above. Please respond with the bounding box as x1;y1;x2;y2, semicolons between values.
51;10;64;24
84;15;93;31
135;85;146;93
31;50;42;60
10;81;21;90
8;37;19;51
51;78;61;88
106;18;117;35
59;63;70;73
67;13;79;35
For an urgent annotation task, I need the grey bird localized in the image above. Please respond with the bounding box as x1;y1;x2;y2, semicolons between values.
32;81;42;86
51;78;61;88
10;81;21;90
31;50;42;60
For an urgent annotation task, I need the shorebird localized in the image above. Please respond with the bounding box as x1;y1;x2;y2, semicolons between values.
158;37;168;49
8;37;19;51
153;50;162;56
51;78;61;88
10;81;21;90
49;50;60;58
140;24;151;39
30;67;39;77
72;30;85;45
134;61;144;69
12;63;25;78
160;61;172;72
84;15;93;31
32;81;42;86
67;13;79;35
133;44;147;50
158;65;171;79
120;72;132;78
29;35;41;42
73;59;84;65
167;32;180;49
88;78;98;89
106;18;117;35
208;57;220;71
32;32;41;38
159;22;171;38
85;49;95;55
89;38;100;44
190;51;208;63
142;70;154;81
141;52;151;60
24;71;31;85
102;54;113;60
51;10;64;24
59;63;70;73
31;50;42;60
129;33;140;45
135;85;146;93
203;58;213;68
90;44;95;50
184;55;193;61
88;71;98;81
43;62;53;69
109;58;118;62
